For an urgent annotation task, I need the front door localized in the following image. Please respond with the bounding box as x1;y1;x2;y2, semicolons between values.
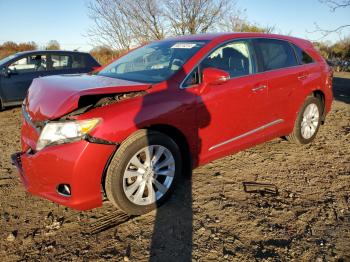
184;39;270;163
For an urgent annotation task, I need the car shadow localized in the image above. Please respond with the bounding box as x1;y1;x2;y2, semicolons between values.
148;176;193;261
134;66;210;261
333;76;350;104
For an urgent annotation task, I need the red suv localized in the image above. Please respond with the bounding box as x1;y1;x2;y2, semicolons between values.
12;33;333;215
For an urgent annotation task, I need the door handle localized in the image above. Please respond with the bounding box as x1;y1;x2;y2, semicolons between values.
252;85;267;92
298;74;308;80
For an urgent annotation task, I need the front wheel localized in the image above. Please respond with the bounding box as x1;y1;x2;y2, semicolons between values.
287;96;322;145
0;97;4;111
105;130;181;215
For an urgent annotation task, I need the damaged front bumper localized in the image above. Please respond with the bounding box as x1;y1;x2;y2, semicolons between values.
11;140;116;210
12;101;121;210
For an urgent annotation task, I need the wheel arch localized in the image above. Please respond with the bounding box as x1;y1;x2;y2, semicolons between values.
147;124;193;177
311;89;326;123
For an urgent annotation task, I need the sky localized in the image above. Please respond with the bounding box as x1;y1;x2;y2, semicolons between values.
0;0;349;51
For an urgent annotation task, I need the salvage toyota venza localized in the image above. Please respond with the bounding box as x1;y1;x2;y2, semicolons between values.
12;33;333;215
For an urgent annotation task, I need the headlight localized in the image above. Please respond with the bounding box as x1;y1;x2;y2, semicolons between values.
36;118;100;151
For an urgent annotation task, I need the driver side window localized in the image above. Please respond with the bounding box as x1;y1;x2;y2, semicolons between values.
201;41;254;78
8;55;47;73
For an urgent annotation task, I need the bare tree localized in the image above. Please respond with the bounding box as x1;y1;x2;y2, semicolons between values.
87;0;243;49
46;40;60;50
310;0;350;38
320;0;350;11
122;0;165;43
87;0;165;50
87;0;132;50
221;17;276;34
163;0;232;35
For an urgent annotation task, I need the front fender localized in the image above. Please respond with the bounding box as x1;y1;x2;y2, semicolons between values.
76;91;197;148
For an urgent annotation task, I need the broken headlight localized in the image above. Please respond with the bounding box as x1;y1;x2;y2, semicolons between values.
36;118;101;151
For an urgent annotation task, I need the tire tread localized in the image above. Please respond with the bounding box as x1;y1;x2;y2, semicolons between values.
286;96;322;145
105;129;181;215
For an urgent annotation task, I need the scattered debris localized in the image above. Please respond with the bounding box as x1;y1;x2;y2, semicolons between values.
243;182;279;196
6;231;17;242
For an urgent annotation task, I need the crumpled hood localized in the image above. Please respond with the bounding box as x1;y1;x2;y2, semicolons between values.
25;74;151;121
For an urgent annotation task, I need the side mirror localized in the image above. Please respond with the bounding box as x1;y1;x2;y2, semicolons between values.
202;67;230;85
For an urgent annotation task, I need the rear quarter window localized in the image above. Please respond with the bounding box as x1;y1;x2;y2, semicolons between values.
255;39;298;71
292;44;315;64
85;54;100;67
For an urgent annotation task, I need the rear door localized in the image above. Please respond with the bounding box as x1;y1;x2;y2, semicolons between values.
1;54;48;102
47;53;92;75
253;38;303;128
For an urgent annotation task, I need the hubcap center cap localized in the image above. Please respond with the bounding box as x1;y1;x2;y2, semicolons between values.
143;167;154;179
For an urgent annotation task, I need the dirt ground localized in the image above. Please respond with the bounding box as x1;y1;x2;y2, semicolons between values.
0;73;349;262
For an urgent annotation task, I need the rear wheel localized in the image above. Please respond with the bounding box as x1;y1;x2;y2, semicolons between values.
105;130;181;215
287;96;322;145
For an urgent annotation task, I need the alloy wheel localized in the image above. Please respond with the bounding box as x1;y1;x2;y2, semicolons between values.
122;145;175;205
301;103;320;139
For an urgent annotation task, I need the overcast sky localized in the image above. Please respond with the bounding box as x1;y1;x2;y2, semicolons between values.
0;0;349;51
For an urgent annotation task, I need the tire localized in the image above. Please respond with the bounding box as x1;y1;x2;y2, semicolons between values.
105;130;182;215
0;97;3;111
287;96;323;145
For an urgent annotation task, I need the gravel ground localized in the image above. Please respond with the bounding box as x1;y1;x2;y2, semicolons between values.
0;74;349;261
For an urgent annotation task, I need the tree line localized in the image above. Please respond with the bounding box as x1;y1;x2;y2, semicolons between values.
0;0;349;66
86;0;277;50
314;39;350;60
0;40;60;60
1;37;349;66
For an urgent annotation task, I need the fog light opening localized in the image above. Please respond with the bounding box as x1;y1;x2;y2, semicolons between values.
57;184;71;197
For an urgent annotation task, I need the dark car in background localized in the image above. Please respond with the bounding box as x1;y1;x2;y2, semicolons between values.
0;50;100;109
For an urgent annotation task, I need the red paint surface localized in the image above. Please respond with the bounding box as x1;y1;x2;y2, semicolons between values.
16;33;333;210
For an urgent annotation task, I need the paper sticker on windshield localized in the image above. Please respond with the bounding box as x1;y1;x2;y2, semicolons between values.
171;43;197;49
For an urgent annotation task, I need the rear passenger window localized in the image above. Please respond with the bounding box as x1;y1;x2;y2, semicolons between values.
292;44;314;64
256;39;298;71
51;55;70;70
72;55;86;68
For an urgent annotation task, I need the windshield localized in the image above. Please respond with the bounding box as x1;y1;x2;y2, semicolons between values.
0;54;18;66
98;40;208;83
